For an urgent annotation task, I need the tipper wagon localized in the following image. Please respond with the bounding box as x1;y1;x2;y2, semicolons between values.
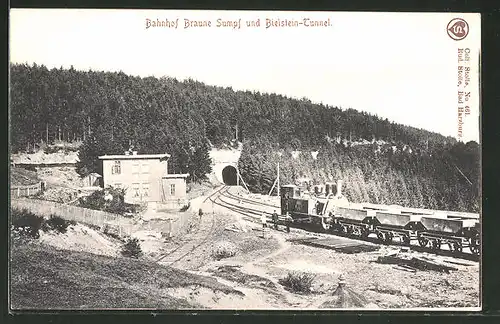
279;180;480;256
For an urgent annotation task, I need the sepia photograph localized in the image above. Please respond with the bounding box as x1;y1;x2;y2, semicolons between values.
8;9;481;311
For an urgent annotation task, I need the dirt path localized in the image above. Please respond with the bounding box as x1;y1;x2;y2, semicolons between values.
168;191;364;308
186;190;306;307
252;233;290;264
157;201;216;267
153;187;479;309
237;230;291;281
190;218;315;308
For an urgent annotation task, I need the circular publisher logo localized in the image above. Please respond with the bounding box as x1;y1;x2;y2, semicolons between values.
447;18;469;41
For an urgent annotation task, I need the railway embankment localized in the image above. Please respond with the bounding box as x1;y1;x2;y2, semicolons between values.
181;185;480;309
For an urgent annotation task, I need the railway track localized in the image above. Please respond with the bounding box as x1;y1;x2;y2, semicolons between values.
156;185;478;266
213;186;480;262
155;186;224;267
223;190;280;209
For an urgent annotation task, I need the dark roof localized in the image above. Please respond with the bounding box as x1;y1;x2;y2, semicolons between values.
98;153;170;160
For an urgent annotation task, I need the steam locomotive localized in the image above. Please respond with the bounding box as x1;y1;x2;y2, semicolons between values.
280;180;480;255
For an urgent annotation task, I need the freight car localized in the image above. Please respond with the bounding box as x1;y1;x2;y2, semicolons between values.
279;182;480;255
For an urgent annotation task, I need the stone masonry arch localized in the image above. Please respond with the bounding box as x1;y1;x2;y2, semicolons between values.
213;162;239;185
222;165;238;185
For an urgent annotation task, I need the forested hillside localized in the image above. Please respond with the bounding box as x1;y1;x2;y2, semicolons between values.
238;137;479;212
10;63;480;212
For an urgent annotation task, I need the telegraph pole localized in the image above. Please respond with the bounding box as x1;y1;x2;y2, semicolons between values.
268;162;281;196
277;162;280;197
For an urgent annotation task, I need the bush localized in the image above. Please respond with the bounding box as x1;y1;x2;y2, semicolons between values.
31;190;44;199
86;223;102;231
102;224;122;240
179;203;190;212
19;164;37;172
42;215;75;234
78;190;106;210
211;241;237;260
278;271;316;294
79;187;140;215
44;146;63;154
121;238;143;258
11;208;44;239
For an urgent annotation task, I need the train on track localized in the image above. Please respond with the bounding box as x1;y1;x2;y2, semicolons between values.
280;180;481;255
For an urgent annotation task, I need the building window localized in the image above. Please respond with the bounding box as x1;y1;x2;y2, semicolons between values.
112;161;121;174
132;163;139;175
132;183;140;197
114;183;122;189
142;182;150;197
170;184;176;196
142;163;150;174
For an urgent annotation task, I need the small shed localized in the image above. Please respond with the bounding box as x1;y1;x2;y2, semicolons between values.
160;173;190;208
82;172;102;187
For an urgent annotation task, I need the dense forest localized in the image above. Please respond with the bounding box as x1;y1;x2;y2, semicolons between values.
238;137;479;212
10;63;480;212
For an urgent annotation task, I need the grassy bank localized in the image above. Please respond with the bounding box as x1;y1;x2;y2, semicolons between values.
10;241;242;310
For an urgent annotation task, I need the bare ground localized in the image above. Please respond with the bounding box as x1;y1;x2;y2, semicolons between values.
38;223;123;257
143;188;481;310
10;186;480;310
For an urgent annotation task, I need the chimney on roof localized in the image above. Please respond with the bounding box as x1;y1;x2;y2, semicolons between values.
336;180;343;197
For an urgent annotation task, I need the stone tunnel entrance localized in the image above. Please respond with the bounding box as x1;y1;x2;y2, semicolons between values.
222;165;238;185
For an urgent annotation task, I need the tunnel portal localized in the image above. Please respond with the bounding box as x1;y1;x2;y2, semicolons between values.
222;165;238;185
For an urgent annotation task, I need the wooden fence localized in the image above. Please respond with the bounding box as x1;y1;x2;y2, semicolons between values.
10;198;136;237
10;182;43;198
141;210;192;238
157;199;190;211
168;210;191;237
10;198;194;238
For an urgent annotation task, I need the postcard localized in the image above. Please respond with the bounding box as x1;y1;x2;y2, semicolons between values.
9;9;481;311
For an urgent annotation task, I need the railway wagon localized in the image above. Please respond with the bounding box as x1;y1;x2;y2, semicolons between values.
331;208;480;255
279;182;480;255
445;212;480;220
331;207;376;237
417;216;480;254
372;211;423;245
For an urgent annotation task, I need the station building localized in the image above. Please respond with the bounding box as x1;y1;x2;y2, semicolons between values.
98;151;189;207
